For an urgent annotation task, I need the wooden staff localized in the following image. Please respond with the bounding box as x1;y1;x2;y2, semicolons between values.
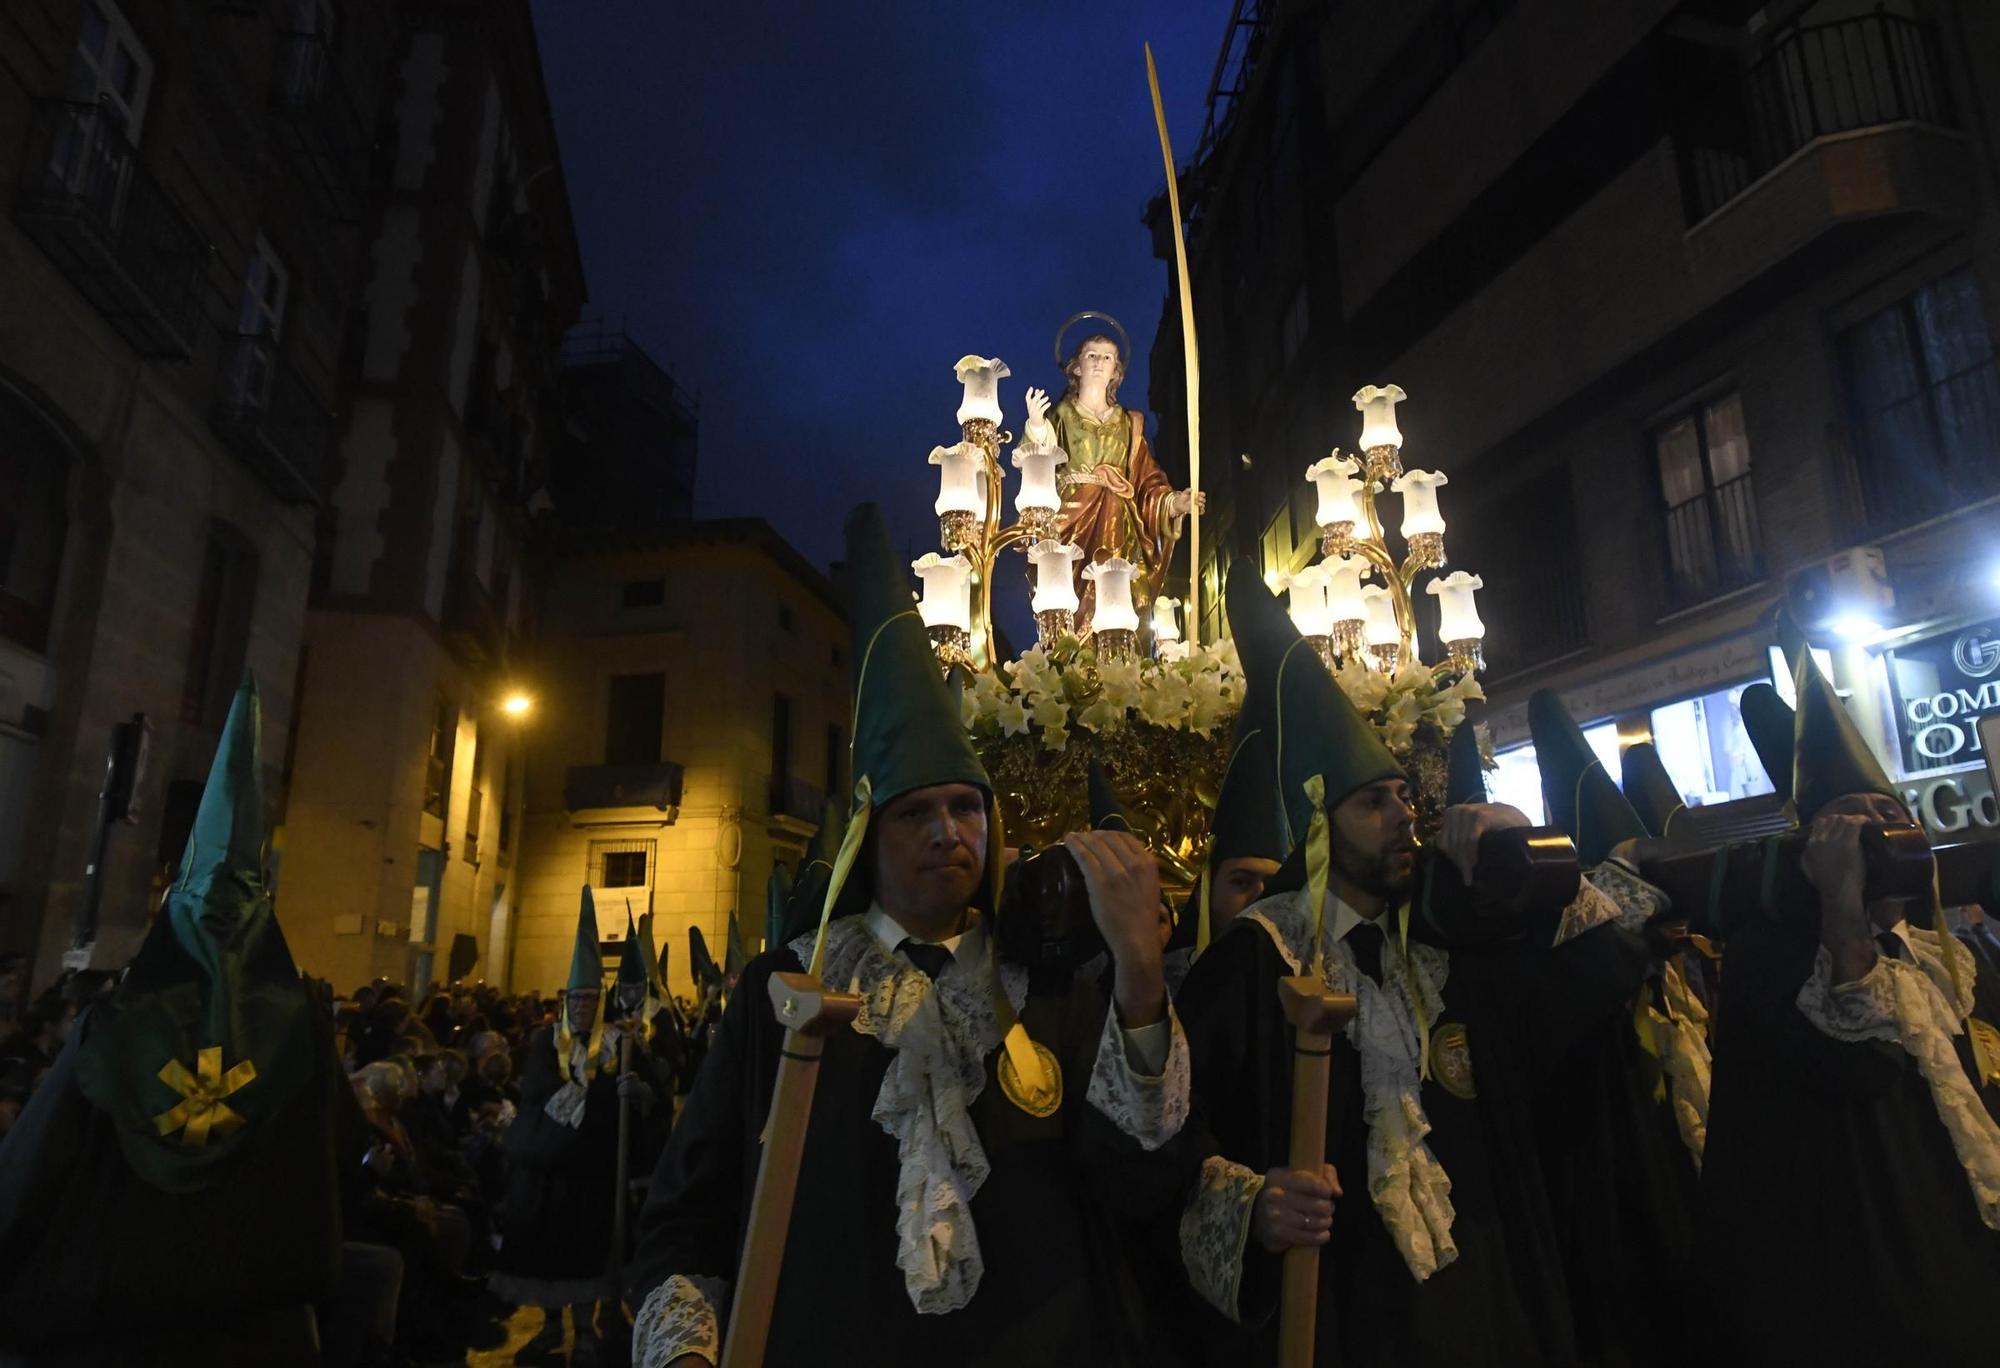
1276;977;1358;1368
722;972;861;1368
612;1030;634;1292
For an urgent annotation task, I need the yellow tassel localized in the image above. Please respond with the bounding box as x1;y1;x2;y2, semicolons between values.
1302;774;1330;978
808;775;873;978
1195;861;1212;958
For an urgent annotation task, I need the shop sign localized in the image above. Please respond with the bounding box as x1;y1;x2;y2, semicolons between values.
1886;619;2000;775
1902;765;1999;841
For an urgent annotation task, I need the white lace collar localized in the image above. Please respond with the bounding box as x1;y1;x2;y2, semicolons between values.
1239;890;1460;1281
790;914;1028;1313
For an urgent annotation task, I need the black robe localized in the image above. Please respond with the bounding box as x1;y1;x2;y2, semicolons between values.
1699;911;2000;1367
0;1003;342;1366
1176;912;1651;1367
630;941;1201;1366
1534;956;1702;1368
495;1024;669;1293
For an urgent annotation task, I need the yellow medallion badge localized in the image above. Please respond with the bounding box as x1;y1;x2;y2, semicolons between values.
152;1045;257;1146
999;1038;1064;1118
1429;1022;1476;1100
1969;1017;2000;1088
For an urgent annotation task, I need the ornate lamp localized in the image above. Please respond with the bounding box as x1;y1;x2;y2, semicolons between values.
1352;384;1406;480
1083;557;1140;659
930;442;986;552
1427;571;1486;672
1011;438;1066;540
1391;470;1448;571
912;552;973;667
1027;538;1083;644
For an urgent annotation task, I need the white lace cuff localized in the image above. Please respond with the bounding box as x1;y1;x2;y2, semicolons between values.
1179;1155;1263;1321
1796;946;1901;1044
544;1079;588;1128
633;1273;729;1368
1086;1003;1190;1151
1581;860;1671;938
1553;874;1628;946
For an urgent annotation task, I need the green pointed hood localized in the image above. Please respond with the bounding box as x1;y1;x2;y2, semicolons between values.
1528;689;1648;865
566;885;604;995
74;674;316;1192
845;502;988;812
1777;614;1898;821
1088;758;1136;833
1738;683;1796;803
1620;742;1687;839
1209;695;1288;867
778;799;851;947
689;924;721;990
1446;720;1488;806
1227;558;1403;849
612;905;649;1018
636;911;665;996
764;861;794;957
725;911;751;975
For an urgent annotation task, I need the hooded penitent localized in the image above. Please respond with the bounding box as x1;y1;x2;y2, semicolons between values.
1620;741;1687;841
556;886;607;1072
724;911;751;977
1737;682;1796;805
1776;614;1900;823
1181;658;1290;956
73;675;317;1192
1528;689;1649;867
615;906;651;1021
1087;758;1136;833
688;924;720;993
1445;717;1488;807
778;798;851;947
1225;558;1406;944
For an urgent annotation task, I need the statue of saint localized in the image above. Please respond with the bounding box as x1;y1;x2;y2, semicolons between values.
1022;318;1204;630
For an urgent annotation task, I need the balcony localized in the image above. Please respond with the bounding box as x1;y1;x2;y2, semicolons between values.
768;774;826;823
268;30;368;223
1678;12;1969;269
12;99;208;359
442;564;505;668
210;333;335;504
565;762;684;816
1662;472;1763;611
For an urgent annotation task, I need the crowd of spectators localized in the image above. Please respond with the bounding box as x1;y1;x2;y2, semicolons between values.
0;961;722;1368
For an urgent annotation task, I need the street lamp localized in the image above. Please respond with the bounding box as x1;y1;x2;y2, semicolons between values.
502;691;534;718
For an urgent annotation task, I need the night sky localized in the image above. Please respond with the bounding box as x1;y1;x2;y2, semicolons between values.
530;1;1220;634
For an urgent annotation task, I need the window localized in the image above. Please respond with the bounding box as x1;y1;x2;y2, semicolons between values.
620;578;665;608
825;722;843;800
68;1;152;140
0;390;71;653
224;237;290;412
589;838;655;890
1838;267;2000;529
1458;468;1589;677
181;524;258;729
463;732;484;863
1652;391;1761;607
424;694;455;818
604;672;665;766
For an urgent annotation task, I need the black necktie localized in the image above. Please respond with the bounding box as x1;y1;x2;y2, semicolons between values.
898;939;954;982
1877;931;1906;963
1346;920;1385;984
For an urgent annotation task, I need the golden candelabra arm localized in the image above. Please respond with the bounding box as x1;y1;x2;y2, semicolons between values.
1354;479;1421;656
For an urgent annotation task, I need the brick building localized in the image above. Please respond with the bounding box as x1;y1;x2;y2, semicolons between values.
1151;0;2000;840
0;0;397;982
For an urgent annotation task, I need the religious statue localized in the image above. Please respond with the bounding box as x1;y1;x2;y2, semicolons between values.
1022;313;1204;631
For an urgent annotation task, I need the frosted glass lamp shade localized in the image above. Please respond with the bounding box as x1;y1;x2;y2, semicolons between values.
1426;571;1486;642
930;441;987;517
1353;384;1407;450
1305;454;1365;528
1324;558;1369;624
954;355;1009;426
1026;539;1083;614
1360;583;1400;647
1151;595;1182;642
1390;469;1448;538
911;552;973;631
1285;563;1334;637
1082;557;1140;632
1012;439;1067;515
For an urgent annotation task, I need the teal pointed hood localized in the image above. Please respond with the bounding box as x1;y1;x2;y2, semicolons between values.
74;675;317;1192
1738;683;1796;804
1777;614;1899;821
1445;720;1488;806
566;886;604;996
1528;689;1648;866
1619;742;1687;840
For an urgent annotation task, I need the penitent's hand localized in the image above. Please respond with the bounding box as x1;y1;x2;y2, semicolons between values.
1065;829;1167;1027
1251;1163;1341;1252
1437;802;1532;884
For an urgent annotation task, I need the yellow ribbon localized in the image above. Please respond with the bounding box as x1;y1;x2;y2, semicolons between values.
1302;775;1331;979
152;1046;256;1147
809;775;873;978
1195;861;1212;958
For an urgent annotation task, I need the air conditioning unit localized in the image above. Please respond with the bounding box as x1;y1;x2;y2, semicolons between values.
1787;545;1893;633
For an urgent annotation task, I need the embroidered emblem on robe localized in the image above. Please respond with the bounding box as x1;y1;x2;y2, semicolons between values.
1429;1022;1476;1100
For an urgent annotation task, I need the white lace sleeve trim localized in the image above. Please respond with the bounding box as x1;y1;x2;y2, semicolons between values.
788;916;1025;1315
1576;861;1670;941
1086;1003;1190;1150
632;1273;728;1368
1797;941;2000;1231
1553;873;1631;946
1180;1155;1264;1321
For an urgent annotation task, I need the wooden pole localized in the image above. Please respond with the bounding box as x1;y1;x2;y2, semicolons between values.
1276;977;1358;1368
721;972;862;1368
1146;43;1202;639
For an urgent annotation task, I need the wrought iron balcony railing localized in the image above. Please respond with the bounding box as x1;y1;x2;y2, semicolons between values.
768;774;826;822
12;98;208;358
1683;11;1957;223
210;332;335;504
566;762;685;814
1831;375;2000;539
1662;472;1763;610
268;30;368;223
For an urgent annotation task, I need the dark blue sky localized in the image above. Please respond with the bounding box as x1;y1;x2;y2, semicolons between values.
529;1;1221;621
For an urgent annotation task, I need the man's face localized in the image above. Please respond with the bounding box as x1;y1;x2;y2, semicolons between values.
566;990;601;1036
420;1063;447;1095
873;783;988;923
1212;856;1282;931
1331;780;1417;901
481;1052;510;1083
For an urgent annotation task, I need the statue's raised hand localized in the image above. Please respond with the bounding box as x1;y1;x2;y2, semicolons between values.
1024;387;1051;427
